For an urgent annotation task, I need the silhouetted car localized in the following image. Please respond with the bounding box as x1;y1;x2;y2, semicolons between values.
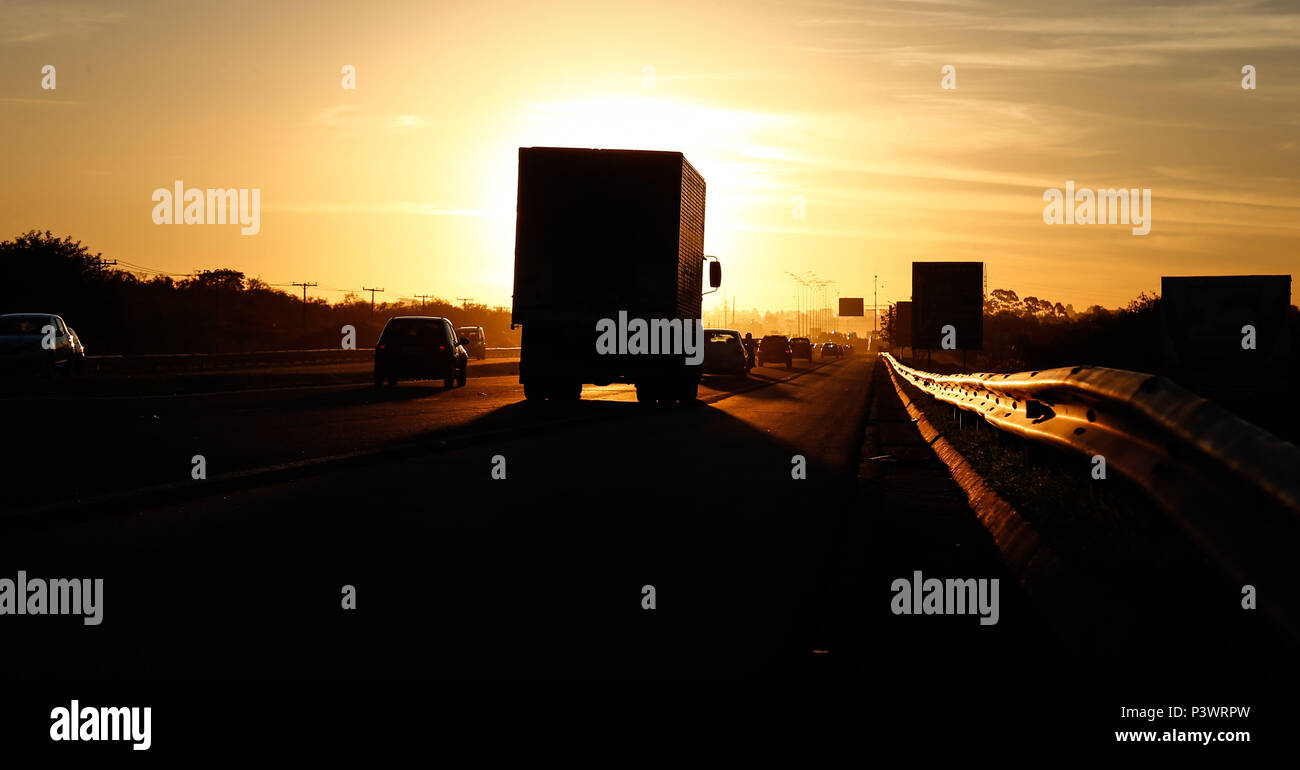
702;329;748;377
457;326;487;360
0;313;86;377
374;316;468;388
789;337;813;362
758;335;792;368
821;342;843;359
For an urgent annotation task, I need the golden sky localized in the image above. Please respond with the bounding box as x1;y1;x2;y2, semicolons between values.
2;0;1297;315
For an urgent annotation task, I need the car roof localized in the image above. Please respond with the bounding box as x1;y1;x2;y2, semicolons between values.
388;315;449;322
704;328;740;335
0;313;60;319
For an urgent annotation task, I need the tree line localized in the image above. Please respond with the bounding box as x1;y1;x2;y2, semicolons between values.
0;230;521;354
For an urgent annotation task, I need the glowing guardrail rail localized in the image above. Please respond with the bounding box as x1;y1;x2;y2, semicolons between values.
882;352;1300;638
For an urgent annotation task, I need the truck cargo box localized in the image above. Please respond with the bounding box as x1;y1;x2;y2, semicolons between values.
512;147;705;326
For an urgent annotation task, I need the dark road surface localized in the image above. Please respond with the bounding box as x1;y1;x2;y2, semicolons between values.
5;356;884;678
2;353;1292;743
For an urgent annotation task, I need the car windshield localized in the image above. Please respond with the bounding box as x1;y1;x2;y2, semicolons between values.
707;332;738;344
0;316;51;335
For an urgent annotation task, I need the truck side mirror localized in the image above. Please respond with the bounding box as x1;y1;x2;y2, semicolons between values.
709;260;722;288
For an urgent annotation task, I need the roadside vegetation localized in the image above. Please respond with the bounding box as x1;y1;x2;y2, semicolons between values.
0;230;519;354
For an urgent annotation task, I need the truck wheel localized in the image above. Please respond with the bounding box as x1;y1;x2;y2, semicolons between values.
457;369;467;387
444;375;456;389
677;380;699;404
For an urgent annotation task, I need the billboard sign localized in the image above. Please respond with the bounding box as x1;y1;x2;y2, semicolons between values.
912;262;984;350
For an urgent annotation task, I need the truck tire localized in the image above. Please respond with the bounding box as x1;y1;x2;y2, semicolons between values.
677;379;699;404
524;382;546;401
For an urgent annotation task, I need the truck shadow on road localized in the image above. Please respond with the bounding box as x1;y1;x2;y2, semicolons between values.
1;396;863;680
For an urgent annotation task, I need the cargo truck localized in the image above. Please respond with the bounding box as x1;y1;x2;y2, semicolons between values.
511;147;722;403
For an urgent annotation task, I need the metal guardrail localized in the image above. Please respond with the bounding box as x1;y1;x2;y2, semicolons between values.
85;347;520;374
882;352;1300;637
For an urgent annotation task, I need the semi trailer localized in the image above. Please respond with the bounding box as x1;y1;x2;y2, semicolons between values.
511;147;721;403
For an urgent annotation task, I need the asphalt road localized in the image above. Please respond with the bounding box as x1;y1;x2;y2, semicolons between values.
2;350;1293;742
3;354;888;679
7;356;824;513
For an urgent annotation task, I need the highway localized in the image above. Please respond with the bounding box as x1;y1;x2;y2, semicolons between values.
4;355;900;677
2;353;1291;716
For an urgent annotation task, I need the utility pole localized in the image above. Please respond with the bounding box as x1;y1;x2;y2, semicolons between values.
292;281;317;324
873;274;878;332
456;297;474;308
362;287;385;313
414;294;433;311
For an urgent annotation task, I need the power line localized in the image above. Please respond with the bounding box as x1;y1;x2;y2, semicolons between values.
362;287;385;313
291;282;318;324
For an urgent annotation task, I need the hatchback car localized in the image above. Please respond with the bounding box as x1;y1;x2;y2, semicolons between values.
758;335;792;368
0;313;86;377
702;329;748;377
374;316;468;388
821;342;843;359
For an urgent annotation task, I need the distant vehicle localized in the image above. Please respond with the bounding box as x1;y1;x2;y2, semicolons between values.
821;342;843;359
511;147;721;404
457;326;487;360
374;316;468;389
0;313;86;377
843;344;855;356
702;329;748;377
758;335;792;368
789;337;813;362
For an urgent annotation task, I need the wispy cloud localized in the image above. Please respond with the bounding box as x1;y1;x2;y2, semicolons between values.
0;97;81;105
0;1;126;44
310;105;429;133
263;201;500;217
